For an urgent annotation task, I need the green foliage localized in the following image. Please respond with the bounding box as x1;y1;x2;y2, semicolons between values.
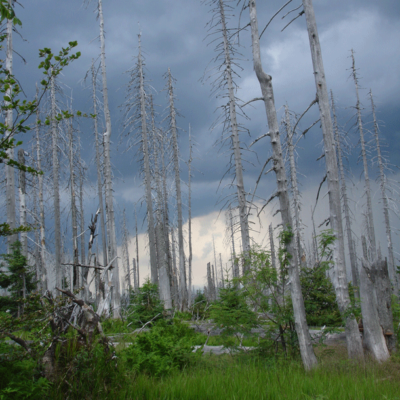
127;279;165;329
392;295;400;339
210;280;258;348
191;290;210;320
0;241;36;314
120;319;202;376
0;349;50;400
300;264;342;327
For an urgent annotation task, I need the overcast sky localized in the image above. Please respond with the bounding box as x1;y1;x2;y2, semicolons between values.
4;0;400;286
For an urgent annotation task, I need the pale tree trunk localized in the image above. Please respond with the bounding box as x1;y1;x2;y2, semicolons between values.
5;1;17;251
269;223;277;271
18;150;27;258
166;68;187;308
370;91;398;291
134;206;140;287
68;118;79;290
217;0;251;269
331;91;359;291
98;0;120;317
171;228;180;306
50;72;63;290
79;153;87;289
35;87;47;292
207;262;215;302
219;253;225;289
228;206;239;278
151;100;171;309
359;257;390;361
132;257;138;291
122;209;131;293
302;0;364;361
285;105;304;266
350;50;376;260
91;60;108;267
136;35;158;285
248;0;317;370
188;126;193;307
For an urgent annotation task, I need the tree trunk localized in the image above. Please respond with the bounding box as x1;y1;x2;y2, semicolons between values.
35;87;47;292
122;209;131;294
350;51;376;260
359;257;390;361
135;207;140;287
269;223;277;271
188;126;193;307
331;91;359;291
5;1;17;251
249;0;317;370
98;0;120;317
166;68;187;308
302;0;364;361
370;91;398;292
18;149;27;259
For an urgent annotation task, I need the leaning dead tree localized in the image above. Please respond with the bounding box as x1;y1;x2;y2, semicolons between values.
247;0;317;370
123;34;158;285
204;0;251;272
301;0;364;361
164;68;187;308
370;91;398;291
351;50;377;260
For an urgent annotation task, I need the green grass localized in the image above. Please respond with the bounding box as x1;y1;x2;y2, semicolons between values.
125;349;400;400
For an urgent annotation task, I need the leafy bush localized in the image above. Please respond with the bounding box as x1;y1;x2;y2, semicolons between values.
191;291;210;320
127;279;165;329
120;319;202;376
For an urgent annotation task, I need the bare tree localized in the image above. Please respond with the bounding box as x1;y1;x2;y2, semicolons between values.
165;68;187;308
248;0;317;370
122;209;131;293
351;50;376;260
301;0;364;361
17;149;27;257
188;125;193;306
204;0;251;271
123;34;158;285
331;91;358;291
370;91;398;291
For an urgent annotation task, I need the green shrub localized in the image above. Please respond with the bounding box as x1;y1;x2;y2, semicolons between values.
127;279;165;329
120;319;202;376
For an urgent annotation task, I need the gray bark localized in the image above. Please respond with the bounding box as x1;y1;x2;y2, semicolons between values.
269;223;277;271
50;72;62;290
331;91;358;290
228;206;239;278
188;126;193;307
132;257;138;291
359;258;390;361
18;150;27;257
98;0;120;317
5;2;17;250
351;50;376;260
171;228;180;306
35;87;47;291
207;262;215;302
249;0;318;370
91;60;108;268
122;209;131;293
302;0;364;361
166;69;187;308
370;91;398;291
135;206;140;287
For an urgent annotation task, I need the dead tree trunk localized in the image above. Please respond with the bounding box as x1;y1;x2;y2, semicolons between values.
302;0;364;361
359;257;390;361
269;223;277;271
249;0;318;370
135;206;140;287
5;2;17;251
166;68;187;308
188;125;193;307
122;209;131;293
370;91;398;291
351;50;376;260
98;0;120;317
18;150;27;259
331;91;358;291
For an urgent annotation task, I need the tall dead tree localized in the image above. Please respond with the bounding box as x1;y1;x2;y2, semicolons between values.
188;125;193;307
91;60;108;268
18;149;27;257
370;91;398;291
165;68;187;308
204;0;251;272
331;91;358;290
134;206;140;287
122;209;131;293
5;0;17;251
98;0;120;316
248;0;317;370
351;50;376;260
124;34;158;285
67;116;79;290
35;87;47;291
151;97;172;309
269;223;277;271
301;0;364;360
